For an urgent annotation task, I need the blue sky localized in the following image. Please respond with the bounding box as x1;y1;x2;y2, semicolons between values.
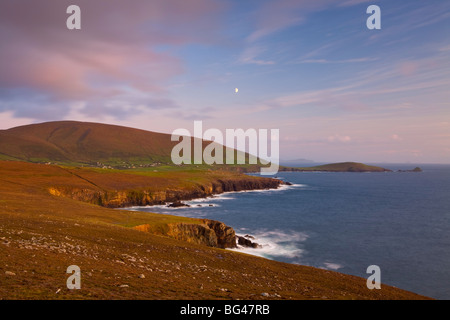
0;0;449;163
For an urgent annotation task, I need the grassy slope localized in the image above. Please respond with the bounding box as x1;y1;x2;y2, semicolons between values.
0;161;428;299
0;121;252;169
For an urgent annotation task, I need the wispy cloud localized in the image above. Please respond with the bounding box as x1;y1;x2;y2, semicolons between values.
0;0;225;119
238;46;275;65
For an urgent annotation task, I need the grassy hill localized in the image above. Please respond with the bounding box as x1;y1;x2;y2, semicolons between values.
0;121;179;167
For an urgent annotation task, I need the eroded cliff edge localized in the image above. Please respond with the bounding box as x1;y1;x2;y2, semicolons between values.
134;219;237;249
49;175;282;208
46;169;282;249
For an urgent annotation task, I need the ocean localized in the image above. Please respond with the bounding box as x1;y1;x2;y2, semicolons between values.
125;164;450;299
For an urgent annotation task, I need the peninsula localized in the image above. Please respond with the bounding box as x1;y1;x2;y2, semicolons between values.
0;121;428;300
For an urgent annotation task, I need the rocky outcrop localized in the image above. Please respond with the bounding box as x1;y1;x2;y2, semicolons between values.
166;223;218;247
203;220;237;249
133;219;237;249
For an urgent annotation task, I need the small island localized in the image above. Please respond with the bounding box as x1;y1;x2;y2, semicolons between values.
279;162;392;172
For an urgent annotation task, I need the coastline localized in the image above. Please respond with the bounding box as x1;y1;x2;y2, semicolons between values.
123;180;300;210
122;181;307;258
52;172;285;209
0;161;432;299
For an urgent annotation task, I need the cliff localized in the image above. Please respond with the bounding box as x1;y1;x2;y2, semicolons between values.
42;165;280;249
134;219;237;249
48;175;283;208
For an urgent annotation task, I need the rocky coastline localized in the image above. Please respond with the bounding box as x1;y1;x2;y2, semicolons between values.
48;175;286;250
49;175;283;208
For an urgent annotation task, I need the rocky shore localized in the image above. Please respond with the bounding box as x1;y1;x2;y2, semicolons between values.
47;171;284;250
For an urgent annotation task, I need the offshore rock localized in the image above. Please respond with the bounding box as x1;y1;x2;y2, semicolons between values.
237;235;261;248
167;201;190;208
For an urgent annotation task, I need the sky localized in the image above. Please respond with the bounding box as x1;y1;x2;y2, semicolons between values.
0;0;449;163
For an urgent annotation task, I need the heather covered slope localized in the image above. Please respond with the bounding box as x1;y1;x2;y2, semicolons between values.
0;161;429;299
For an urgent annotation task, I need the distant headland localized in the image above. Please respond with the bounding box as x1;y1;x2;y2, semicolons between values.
279;162;392;172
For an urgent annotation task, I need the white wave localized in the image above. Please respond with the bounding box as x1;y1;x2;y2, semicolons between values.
185;196;216;203
121;180;307;210
321;262;343;270
229;229;309;261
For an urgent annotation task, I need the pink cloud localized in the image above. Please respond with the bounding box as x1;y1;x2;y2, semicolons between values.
0;0;226;116
327;134;352;143
391;134;403;141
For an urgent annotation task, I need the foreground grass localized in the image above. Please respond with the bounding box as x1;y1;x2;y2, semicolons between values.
0;161;429;300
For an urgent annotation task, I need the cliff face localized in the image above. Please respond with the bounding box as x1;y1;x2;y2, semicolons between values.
202;219;236;249
133;219;237;249
48;176;282;208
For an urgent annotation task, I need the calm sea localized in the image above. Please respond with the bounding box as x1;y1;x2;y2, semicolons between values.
126;164;450;299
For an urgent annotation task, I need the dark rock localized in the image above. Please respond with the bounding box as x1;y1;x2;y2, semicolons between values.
167;201;190;208
237;236;261;248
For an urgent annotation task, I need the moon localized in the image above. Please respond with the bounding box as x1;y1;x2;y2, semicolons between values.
235;88;239;93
